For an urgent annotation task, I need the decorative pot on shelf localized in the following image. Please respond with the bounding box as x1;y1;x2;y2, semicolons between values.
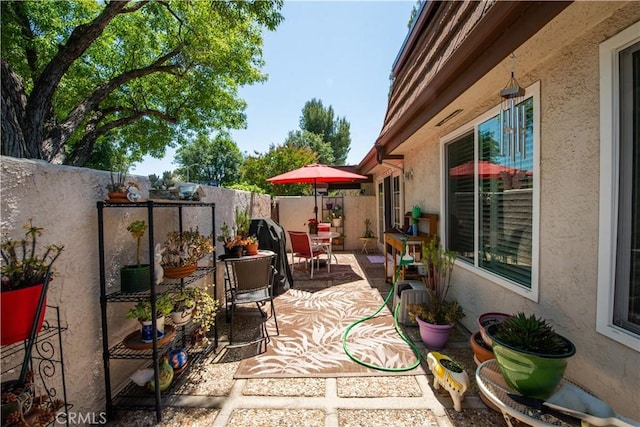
1;284;47;345
170;307;193;326
309;225;318;235
325;202;333;210
107;191;129;203
332;218;343;227
121;265;151;293
416;317;454;350
162;264;197;279
167;347;188;374
140;316;165;343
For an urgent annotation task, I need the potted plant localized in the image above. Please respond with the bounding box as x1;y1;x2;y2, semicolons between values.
184;285;220;340
1;370;64;426
1;220;64;345
243;235;259;256
148;171;178;200
169;288;197;326
407;238;465;350
329;205;343;227
217;223;244;258
362;218;375;238
426;352;469;412
126;293;173;343
477;312;510;348
485;312;576;399
161;227;215;279
235;207;251;238
121;220;151;293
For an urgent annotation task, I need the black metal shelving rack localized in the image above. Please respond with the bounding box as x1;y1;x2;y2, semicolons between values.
97;200;216;423
0;305;72;426
321;195;344;250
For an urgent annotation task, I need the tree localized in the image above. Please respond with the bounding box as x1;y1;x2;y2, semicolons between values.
1;0;283;166
174;133;242;186
284;130;334;165
299;98;351;165
241;143;317;195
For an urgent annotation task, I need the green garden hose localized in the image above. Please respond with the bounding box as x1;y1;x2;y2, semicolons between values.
342;239;422;372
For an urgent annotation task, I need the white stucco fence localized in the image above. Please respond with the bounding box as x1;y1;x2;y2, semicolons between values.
0;156;271;415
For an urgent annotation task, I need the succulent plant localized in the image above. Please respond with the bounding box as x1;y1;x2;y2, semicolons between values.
492;312;570;355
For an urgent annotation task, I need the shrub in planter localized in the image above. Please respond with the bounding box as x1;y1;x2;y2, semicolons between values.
121;220;151;293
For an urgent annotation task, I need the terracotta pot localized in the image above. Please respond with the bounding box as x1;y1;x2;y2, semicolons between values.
107;191;129;203
1;284;47;345
470;330;495;365
162;264;197;279
245;243;259;255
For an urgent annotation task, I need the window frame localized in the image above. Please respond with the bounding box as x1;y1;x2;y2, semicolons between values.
596;21;640;351
440;81;540;301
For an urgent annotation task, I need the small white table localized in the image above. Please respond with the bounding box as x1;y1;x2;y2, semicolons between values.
310;231;340;271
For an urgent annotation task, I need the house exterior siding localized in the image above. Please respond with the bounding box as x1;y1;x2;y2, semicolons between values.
366;1;640;418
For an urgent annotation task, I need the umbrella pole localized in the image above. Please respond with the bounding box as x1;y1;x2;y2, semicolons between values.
313;178;318;224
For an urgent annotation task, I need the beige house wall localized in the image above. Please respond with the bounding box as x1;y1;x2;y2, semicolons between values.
374;2;640;418
0;156;271;414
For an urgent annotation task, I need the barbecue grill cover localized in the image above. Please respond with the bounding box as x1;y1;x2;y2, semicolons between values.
249;218;293;293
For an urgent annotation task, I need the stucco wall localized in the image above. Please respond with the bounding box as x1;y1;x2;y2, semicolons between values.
275;195;379;252
380;2;640;418
0;156;271;414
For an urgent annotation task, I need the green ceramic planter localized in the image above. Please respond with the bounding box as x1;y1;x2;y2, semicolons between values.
486;324;575;399
120;265;151;294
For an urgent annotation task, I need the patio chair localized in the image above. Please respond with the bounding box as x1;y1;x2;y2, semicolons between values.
288;231;328;279
224;253;279;349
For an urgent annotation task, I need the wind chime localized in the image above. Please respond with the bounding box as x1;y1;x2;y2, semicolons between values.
499;54;527;162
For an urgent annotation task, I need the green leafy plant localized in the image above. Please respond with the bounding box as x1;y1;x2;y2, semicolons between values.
235;207;251;237
363;218;375;238
407;238;465;325
1;220;64;291
492;312;570;355
187;285;220;333
161;227;215;268
126;294;173;321
127;220;148;267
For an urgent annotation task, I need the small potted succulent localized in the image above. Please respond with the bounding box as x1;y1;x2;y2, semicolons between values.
485;312;576;399
161;227;215;279
126;294;173;343
148;171;178;200
1;220;64;345
169;288;197;326
120;220;151;293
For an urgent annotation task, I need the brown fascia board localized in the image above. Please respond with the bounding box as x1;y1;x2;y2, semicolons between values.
358;1;572;174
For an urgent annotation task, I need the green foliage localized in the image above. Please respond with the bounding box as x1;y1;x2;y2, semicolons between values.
126;220;147;266
493;312;570;355
175;132;242;185
1;220;64;291
126;294;173;321
148;171;175;190
298;98;351;165
285;130;334;165
235;207;251;237
1;0;284;165
227;182;266;194
241;143;317;195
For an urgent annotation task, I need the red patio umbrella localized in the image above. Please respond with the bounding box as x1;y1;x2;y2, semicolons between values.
267;164;367;224
449;160;532;179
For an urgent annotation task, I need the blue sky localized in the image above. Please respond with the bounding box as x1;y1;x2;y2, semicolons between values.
131;1;416;177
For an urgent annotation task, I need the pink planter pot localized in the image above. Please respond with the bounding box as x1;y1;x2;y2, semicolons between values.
416;317;454;350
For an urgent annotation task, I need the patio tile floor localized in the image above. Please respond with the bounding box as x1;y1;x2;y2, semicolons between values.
107;252;507;426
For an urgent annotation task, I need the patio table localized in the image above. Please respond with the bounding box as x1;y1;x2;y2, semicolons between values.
310;231;340;271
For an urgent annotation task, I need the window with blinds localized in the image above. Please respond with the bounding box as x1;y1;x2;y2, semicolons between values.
445;91;536;290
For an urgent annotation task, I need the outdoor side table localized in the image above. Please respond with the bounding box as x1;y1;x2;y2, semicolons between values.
476;359;581;427
359;237;377;254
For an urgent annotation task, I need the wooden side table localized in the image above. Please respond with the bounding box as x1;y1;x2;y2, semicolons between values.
358;237;377;254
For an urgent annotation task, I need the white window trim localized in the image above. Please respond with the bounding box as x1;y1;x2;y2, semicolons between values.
596;21;640;351
440;81;540;302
